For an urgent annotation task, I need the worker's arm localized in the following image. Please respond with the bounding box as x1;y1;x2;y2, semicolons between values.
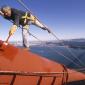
9;14;19;36
9;13;19;36
9;25;17;36
30;14;51;33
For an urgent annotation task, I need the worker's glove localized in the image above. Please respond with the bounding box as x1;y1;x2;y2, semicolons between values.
46;28;51;33
42;27;46;30
42;27;51;33
9;25;17;35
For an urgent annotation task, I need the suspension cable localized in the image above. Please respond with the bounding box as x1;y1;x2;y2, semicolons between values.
16;0;85;67
1;0;84;67
28;31;82;67
45;43;82;67
28;31;42;41
9;20;80;67
1;0;85;75
26;28;82;67
1;0;82;68
51;31;85;67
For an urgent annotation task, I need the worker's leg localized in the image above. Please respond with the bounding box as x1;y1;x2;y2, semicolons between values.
34;19;45;28
30;14;45;28
22;26;29;48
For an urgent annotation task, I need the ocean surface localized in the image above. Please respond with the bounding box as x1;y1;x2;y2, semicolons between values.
13;39;85;71
30;44;85;69
29;40;85;70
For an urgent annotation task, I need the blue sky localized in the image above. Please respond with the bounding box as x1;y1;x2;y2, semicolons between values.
0;0;85;41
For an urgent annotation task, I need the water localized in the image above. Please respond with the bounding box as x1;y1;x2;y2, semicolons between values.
30;44;85;69
29;43;85;85
14;40;85;70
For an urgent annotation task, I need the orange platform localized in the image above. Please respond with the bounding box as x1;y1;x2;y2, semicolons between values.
0;40;85;85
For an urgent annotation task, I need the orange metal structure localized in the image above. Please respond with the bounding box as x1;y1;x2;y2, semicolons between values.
0;40;85;85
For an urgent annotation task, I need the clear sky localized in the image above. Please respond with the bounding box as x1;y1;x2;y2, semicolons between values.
0;0;85;41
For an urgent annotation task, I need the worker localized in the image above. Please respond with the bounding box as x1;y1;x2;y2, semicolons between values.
0;5;51;50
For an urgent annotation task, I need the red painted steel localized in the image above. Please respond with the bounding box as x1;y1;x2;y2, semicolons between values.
0;40;85;85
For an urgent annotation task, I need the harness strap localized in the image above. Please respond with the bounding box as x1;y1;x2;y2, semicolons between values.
22;12;31;19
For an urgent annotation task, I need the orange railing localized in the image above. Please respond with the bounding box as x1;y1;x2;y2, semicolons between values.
0;71;68;85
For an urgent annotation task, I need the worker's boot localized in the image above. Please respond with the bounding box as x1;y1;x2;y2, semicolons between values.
23;47;29;51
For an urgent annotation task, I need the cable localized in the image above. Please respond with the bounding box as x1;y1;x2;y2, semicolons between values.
28;31;83;67
1;0;83;68
28;31;42;41
9;19;83;68
27;30;82;67
48;30;85;67
16;0;84;67
1;0;84;67
45;44;82;67
10;19;79;67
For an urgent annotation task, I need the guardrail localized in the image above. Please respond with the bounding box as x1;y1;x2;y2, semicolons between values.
0;71;68;85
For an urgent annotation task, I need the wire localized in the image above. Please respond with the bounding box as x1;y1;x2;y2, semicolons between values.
26;32;82;67
46;28;85;67
45;43;82;67
0;0;82;68
16;0;85;68
15;23;83;67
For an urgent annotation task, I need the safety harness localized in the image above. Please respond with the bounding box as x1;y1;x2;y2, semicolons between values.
21;12;36;29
